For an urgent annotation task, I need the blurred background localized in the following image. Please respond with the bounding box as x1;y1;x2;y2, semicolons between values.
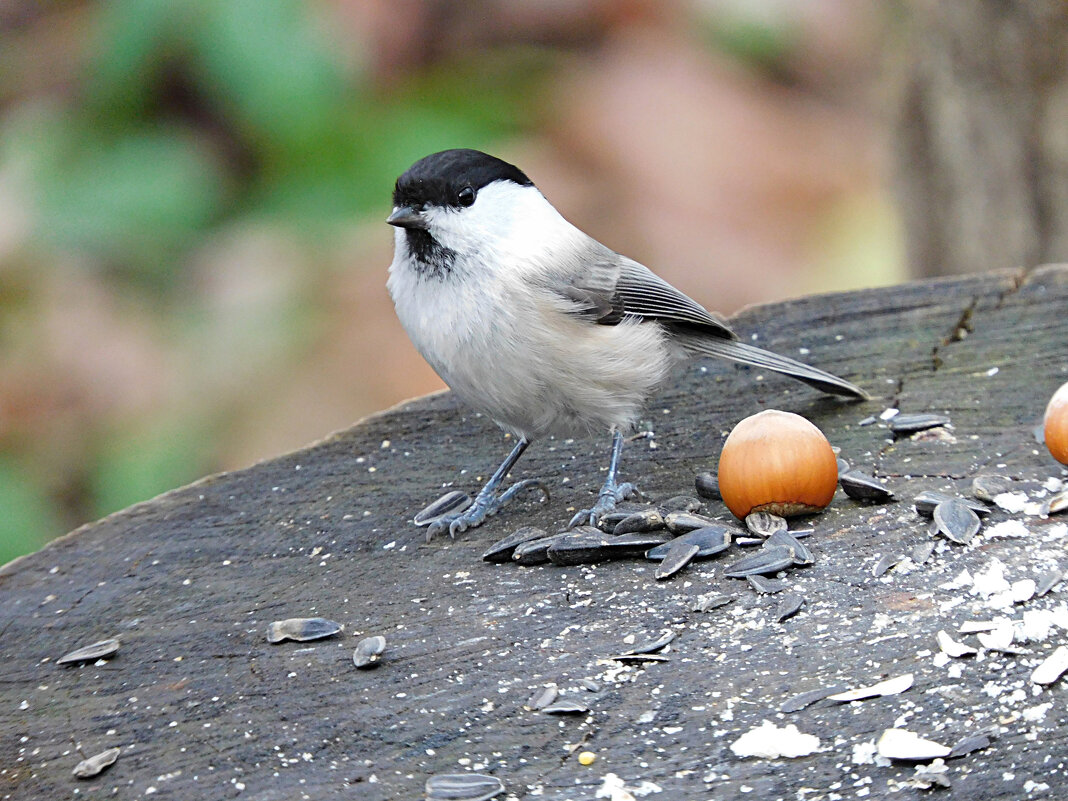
2;0;1066;562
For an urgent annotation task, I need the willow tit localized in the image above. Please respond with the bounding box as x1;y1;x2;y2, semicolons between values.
387;149;867;539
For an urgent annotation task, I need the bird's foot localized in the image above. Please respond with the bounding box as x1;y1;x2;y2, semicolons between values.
425;479;549;542
568;480;637;529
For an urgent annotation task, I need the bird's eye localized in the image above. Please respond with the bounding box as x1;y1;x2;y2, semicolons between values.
457;186;476;207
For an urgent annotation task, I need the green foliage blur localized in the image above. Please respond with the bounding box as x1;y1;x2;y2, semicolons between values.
0;0;550;564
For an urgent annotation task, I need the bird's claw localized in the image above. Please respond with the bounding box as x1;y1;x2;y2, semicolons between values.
568;480;637;529
424;479;550;542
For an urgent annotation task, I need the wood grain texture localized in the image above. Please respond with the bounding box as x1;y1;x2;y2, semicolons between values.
892;1;1068;278
2;266;1067;800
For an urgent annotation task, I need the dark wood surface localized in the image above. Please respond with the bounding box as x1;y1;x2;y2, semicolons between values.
2;266;1067;800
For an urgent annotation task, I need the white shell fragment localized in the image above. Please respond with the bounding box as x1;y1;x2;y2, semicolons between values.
908;759;952;789
1031;646;1068;685
959;620;999;634
937;630;977;658
1011;579;1037;604
425;772;504;801
596;773;663;800
877;728;950;761
829;673;914;702
72;747;120;779
57;638;120;665
267;617;342;644
353;635;386;669
977;622;1015;652
992;491;1029;513
730;720;820;758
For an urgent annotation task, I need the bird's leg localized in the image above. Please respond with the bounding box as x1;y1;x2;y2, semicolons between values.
425;437;549;541
568;430;636;528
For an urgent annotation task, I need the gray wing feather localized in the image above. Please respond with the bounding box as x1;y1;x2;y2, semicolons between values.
550;243;735;338
679;335;869;399
546;241;868;400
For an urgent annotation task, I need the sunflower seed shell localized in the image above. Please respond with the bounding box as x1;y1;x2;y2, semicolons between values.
644;526;732;560
655;542;700;580
425;772;505;801
724;545;795;578
413;491;472;526
744;511;788;538
58;638;120;665
933;498;981;544
72;747;120;779
483;527;549;563
694;472;721;500
267;618;342;644
612;508;665;535
840;471;895;503
353;635;386;669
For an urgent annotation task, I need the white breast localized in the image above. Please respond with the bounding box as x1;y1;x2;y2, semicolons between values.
387;184;675;440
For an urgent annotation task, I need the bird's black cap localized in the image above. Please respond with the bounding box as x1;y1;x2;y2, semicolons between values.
393;149;533;210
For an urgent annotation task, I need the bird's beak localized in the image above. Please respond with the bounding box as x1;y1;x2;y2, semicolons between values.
387;205;428;230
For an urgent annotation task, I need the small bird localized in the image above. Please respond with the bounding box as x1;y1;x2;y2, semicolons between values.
387;149;866;539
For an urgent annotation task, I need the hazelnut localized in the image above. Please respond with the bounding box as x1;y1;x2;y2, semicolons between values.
718;409;838;518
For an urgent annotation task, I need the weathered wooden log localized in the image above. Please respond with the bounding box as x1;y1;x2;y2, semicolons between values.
2;266;1067;800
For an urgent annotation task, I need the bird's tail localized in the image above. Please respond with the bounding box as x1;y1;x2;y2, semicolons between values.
681;336;869;400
